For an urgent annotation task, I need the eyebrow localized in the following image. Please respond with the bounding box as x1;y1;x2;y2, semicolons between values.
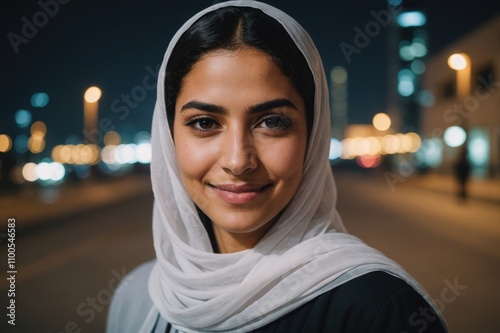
180;98;298;115
251;98;298;114
180;101;226;114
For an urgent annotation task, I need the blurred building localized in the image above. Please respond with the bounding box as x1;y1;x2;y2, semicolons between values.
385;3;428;134
419;15;500;179
330;66;348;139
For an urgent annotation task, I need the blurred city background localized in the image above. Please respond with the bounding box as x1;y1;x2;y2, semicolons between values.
1;0;499;332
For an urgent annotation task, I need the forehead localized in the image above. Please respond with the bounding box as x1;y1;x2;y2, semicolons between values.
188;48;280;80
178;48;301;106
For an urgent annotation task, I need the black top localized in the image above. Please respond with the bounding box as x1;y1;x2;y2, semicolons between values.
251;271;446;333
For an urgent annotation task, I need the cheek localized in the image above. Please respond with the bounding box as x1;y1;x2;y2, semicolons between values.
175;139;214;182
259;139;305;181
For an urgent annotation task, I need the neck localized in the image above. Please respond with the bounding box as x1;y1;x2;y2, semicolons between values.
212;222;274;254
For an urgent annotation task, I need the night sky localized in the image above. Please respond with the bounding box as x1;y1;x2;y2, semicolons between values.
2;0;499;152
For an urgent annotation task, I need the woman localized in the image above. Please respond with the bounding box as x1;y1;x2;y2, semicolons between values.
106;1;447;332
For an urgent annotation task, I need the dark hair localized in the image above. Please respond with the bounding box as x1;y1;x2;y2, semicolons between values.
165;6;314;135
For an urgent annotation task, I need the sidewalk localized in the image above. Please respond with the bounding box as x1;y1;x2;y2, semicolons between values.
401;172;500;204
0;173;153;233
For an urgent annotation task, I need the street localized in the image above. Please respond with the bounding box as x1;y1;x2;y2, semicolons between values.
1;170;499;332
335;169;500;333
0;193;156;333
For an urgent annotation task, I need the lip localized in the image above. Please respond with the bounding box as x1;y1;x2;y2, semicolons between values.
210;183;273;205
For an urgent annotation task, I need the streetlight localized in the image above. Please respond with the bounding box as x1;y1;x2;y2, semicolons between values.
83;86;102;143
448;53;471;140
447;53;470;103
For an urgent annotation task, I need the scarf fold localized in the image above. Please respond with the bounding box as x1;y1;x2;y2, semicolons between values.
148;1;445;332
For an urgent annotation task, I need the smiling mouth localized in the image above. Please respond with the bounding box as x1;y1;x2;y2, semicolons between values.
209;183;273;204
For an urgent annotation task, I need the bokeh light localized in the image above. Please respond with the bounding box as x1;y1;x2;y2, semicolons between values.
410;60;426;74
113;144;136;164
101;145;116;165
398;69;415;96
444;126;466;147
448;54;468;70
22;162;38;182
104;131;121;146
373;113;391;131
31;92;50;108
136;142;152;164
356;155;381;169
468;128;489;168
31;121;47;137
49;162;66;181
36;162;53;181
397;11;426;28
28;136;46;154
84;86;102;103
0;134;12;153
15;109;32;128
330;66;347;84
381;135;399;154
329;138;342;160
410;40;427;57
404;132;422;153
51;144;101;165
28;159;66;183
417;138;443;168
340;132;421;160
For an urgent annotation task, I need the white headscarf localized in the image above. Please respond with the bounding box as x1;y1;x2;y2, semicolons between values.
148;1;445;332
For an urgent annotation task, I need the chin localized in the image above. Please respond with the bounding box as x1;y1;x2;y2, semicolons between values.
210;211;275;234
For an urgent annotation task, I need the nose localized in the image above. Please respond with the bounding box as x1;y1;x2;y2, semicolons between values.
220;128;257;176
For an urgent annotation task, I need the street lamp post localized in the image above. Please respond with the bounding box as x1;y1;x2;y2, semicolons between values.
447;53;471;128
446;53;471;179
83;86;102;144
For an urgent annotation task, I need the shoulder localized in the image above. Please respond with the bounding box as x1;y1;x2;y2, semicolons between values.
256;271;446;333
106;260;157;333
328;271;445;332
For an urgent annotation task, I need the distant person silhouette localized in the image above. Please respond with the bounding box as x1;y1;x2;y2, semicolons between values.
454;145;471;203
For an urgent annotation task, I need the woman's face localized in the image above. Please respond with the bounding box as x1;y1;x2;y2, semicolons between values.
173;47;308;252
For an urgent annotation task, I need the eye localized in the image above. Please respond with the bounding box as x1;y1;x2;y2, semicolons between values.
185;117;219;131
196;118;216;130
258;115;292;131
